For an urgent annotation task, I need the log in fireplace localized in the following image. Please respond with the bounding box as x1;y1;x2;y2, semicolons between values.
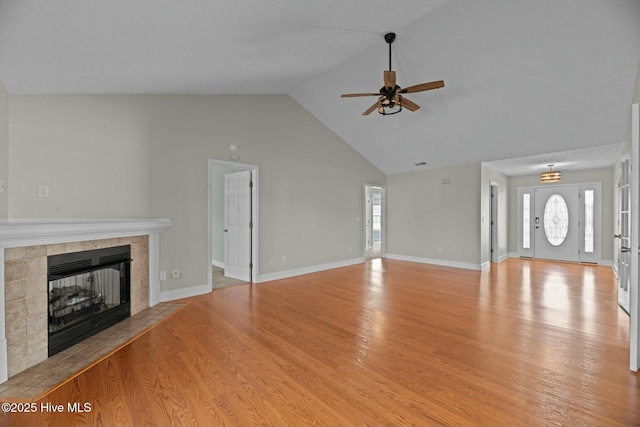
48;245;131;356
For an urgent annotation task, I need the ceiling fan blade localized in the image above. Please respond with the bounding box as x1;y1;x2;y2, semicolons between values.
383;70;396;88
401;97;420;112
341;93;379;98
363;101;379;115
400;80;445;94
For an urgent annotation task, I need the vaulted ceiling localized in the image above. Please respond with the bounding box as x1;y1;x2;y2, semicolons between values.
1;0;639;175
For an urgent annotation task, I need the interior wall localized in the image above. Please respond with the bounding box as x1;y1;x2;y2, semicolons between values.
0;81;9;219
386;163;482;268
480;163;509;264
9;96;152;218
7;94;385;294
507;167;615;262
148;95;385;290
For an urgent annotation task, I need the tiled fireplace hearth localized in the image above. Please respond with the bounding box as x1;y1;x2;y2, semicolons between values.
0;219;171;384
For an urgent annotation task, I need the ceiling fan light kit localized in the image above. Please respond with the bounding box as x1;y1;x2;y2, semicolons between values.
341;32;444;116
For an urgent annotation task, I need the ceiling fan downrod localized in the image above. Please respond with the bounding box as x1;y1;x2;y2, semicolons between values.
384;32;396;71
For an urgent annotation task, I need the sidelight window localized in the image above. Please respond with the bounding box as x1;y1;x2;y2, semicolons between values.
523;193;531;249
584;190;594;253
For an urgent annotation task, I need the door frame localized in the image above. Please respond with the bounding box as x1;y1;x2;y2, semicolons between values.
490;182;499;262
208;159;259;287
363;184;386;260
630;102;639;371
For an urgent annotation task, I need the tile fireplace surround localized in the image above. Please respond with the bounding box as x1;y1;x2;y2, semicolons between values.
0;219;171;384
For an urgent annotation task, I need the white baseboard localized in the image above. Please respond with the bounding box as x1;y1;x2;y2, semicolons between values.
385;253;483;271
211;259;225;269
256;258;364;283
160;283;212;302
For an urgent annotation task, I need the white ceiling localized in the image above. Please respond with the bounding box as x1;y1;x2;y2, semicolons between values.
1;0;639;175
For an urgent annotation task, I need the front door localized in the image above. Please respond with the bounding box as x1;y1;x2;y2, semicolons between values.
533;185;580;262
224;170;251;281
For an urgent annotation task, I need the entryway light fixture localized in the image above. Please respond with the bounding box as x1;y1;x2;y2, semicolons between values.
541;164;561;183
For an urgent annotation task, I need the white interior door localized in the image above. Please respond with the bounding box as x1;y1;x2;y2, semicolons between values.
534;185;580;262
490;184;498;262
224;170;251;281
619;158;631;313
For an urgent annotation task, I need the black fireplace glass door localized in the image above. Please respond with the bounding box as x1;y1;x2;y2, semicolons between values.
48;264;125;333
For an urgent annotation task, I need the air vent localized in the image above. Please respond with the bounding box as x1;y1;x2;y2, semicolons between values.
49;259;93;276
48;245;131;279
99;253;129;265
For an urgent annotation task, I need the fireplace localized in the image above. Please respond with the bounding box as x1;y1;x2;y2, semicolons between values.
47;245;131;356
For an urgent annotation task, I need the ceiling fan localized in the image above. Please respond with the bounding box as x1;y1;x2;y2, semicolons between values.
341;32;444;115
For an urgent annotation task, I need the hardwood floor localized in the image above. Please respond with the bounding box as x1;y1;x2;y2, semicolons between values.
2;258;638;426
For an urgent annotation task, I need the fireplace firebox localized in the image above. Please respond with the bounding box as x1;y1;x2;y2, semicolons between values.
48;245;131;356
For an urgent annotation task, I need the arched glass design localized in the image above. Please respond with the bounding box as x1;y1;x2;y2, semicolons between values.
543;194;569;246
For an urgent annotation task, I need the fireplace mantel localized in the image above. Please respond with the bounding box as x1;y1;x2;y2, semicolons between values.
0;218;171;383
0;219;171;248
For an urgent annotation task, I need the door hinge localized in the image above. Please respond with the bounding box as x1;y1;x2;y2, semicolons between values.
249;180;254;188
249;221;253;228
249;262;253;269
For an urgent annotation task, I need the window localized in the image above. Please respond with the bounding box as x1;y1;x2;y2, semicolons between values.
584;190;594;253
523;193;530;249
543;194;569;246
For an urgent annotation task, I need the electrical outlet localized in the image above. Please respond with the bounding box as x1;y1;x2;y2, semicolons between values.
160;271;166;280
38;185;50;197
171;269;181;279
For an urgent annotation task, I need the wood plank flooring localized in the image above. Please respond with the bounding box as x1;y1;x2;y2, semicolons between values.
2;258;638;426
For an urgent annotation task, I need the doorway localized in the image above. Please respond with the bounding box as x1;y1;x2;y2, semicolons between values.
364;185;385;260
517;183;601;263
208;159;259;289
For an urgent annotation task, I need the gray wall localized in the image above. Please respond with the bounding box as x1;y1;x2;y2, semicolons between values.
386;163;482;267
7;94;386;293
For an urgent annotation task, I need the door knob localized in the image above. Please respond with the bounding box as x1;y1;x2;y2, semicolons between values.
614;234;622;238
621;246;631;253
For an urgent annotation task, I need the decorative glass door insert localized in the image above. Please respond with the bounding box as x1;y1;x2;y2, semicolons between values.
543;194;569;246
